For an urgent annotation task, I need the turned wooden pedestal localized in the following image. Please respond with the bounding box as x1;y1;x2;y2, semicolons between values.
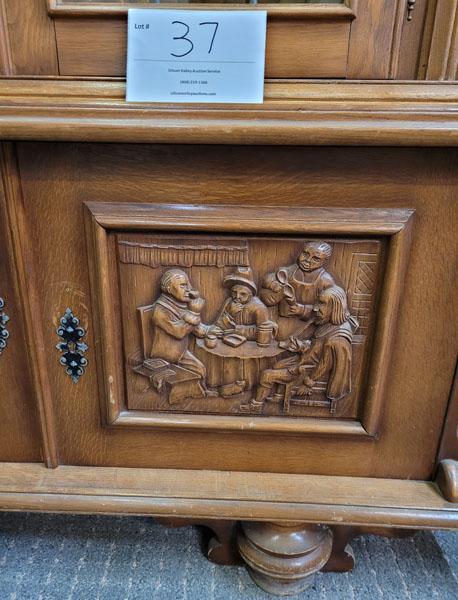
237;522;333;595
157;516;420;595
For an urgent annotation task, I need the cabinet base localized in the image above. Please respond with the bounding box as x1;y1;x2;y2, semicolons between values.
237;522;333;595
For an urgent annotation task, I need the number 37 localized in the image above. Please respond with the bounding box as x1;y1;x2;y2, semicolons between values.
171;21;219;58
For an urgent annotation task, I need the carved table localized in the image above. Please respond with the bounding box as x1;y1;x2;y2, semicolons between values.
0;79;457;596
196;337;283;397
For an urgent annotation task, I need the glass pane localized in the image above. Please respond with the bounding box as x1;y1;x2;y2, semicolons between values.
60;0;345;4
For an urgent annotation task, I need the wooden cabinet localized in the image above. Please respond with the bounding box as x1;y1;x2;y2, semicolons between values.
0;0;457;594
0;79;457;594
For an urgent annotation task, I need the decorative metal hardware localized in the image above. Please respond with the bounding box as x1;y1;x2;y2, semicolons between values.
407;0;416;21
0;298;10;355
56;308;88;383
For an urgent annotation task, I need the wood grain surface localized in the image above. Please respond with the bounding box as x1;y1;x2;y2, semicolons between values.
0;0;58;75
7;139;456;479
436;460;458;503
47;1;355;18
0;149;42;463
0;80;457;146
419;0;458;80
0;1;454;80
438;367;458;462
0;463;456;529
54;16;351;78
0;144;59;467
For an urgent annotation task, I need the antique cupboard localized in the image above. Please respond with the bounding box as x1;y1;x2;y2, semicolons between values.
0;0;457;595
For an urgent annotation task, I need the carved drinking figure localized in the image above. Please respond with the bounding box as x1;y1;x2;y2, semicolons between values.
214;267;273;343
239;336;312;413
148;269;221;398
260;241;335;339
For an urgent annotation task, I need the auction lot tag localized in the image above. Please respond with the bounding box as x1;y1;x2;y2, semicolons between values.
126;9;267;104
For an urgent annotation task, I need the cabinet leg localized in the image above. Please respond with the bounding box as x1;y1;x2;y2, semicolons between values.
322;526;357;572
200;520;241;565
323;525;417;573
237;522;333;596
155;517;241;565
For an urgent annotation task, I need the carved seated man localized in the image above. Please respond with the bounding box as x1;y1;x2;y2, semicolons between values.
241;285;358;414
296;285;359;408
149;268;221;397
239;336;312;413
260;241;335;336
214;266;271;341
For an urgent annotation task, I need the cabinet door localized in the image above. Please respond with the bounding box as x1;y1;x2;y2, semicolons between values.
0;1;429;79
13;141;458;479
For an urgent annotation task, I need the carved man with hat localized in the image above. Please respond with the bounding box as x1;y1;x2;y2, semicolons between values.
214;266;271;340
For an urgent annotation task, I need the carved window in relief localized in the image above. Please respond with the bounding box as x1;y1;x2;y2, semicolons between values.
118;234;382;419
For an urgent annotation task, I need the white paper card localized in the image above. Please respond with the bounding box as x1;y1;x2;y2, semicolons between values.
126;9;267;104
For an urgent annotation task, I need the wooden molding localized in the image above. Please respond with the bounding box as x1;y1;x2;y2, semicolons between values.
44;1;411;80
438;364;458;462
0;79;457;146
52;15;351;78
347;0;404;79
0;143;59;467
436;460;458;503
84;202;413;436
0;462;456;529
86;202;414;235
395;0;430;79
1;0;59;76
47;0;356;19
113;411;368;437
0;1;13;75
362;212;413;435
419;0;458;80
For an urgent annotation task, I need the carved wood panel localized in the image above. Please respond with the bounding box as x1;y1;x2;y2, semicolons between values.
118;233;382;421
85;202;413;437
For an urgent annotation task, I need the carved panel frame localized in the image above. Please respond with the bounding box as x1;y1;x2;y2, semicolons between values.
47;0;356;19
84;202;414;438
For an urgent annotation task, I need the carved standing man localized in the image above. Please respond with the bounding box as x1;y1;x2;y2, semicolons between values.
149;269;221;397
260;241;335;338
214;266;271;340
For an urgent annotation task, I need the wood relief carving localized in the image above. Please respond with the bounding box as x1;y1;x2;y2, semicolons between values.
0;298;10;355
123;235;377;420
84;203;414;433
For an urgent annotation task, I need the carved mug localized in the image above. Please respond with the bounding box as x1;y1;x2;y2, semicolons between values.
257;321;277;346
205;334;218;349
188;294;205;313
276;268;296;305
